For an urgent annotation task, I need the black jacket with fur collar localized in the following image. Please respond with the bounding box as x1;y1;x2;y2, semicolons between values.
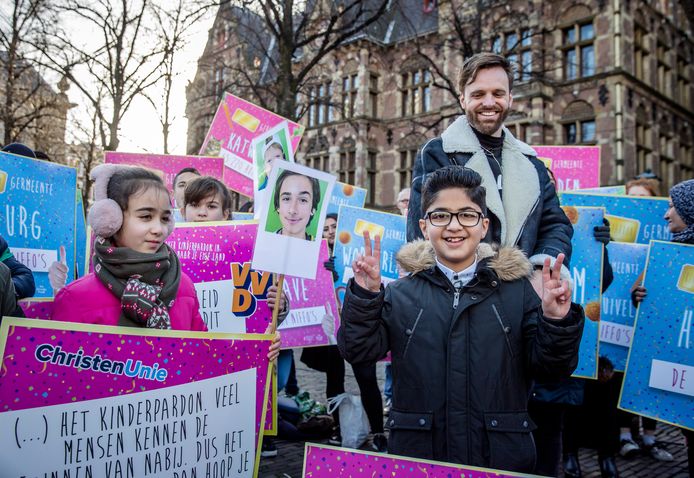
337;242;584;473
406;116;574;277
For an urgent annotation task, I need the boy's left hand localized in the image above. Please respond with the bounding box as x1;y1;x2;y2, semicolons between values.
264;323;281;361
541;253;572;320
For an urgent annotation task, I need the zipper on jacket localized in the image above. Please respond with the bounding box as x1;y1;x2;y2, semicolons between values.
514;197;540;246
403;308;424;358
453;290;460;309
492;304;514;357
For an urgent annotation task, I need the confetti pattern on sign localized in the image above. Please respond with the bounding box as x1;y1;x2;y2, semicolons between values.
566;207;604;379
200;93;304;196
619;241;694;431
599;242;648;371
0;152;77;299
534;146;600;191
0;320;272;440
105;152;224;193
302;443;546;477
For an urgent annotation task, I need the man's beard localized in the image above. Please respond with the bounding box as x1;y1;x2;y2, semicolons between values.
465;107;509;136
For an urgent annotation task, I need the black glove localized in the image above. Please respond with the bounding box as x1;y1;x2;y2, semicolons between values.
324;256;338;282
593;218;611;245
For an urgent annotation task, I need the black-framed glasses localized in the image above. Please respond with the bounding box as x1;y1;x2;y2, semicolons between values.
425;210;484;227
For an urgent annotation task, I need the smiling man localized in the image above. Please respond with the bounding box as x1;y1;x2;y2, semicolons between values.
407;53;573;277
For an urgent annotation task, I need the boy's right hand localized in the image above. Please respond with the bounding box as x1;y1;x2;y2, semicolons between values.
353;231;381;293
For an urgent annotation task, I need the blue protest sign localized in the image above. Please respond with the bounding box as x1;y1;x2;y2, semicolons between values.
619;240;694;431
562;206;604;379
600;242;648;372
577;185;626;195
333;206;406;307
75;190;87;278
0;152;77;299
560;192;671;244
327;182;367;215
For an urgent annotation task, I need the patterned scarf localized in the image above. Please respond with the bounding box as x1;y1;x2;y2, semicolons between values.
93;237;181;329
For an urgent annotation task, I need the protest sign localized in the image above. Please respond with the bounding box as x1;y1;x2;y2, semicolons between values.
250;122;295;209
278;240;340;348
104;151;224;193
619;240;694;431
562;206;604;379
302;443;545;477
534;145;600;191
166;221;272;334
200;93;304;197
560;192;672;244
252;162;335;280
19;300;54;320
75;190;87;279
327;182;367;215
0;317;273;477
578;185;626;195
333;206;406;307
0;152;77;299
600;242;648;372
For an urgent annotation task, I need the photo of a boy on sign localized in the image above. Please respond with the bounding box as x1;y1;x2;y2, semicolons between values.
253;123;293;192
252;161;335;280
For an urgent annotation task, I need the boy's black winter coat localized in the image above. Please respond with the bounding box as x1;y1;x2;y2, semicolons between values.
338;241;584;473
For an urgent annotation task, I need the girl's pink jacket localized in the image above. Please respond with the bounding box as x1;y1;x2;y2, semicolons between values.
52;272;207;331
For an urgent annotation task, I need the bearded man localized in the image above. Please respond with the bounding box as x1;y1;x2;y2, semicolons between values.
406;52;573;278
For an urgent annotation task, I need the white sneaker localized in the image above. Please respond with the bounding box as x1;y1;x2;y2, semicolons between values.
619;438;640;458
645;444;674;461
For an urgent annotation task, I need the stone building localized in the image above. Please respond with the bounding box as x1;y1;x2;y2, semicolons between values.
186;0;694;208
0;53;73;164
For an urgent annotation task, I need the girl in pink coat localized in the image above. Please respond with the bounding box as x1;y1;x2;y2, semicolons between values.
52;165;280;361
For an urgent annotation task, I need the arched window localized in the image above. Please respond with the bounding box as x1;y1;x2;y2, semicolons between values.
561;100;595;144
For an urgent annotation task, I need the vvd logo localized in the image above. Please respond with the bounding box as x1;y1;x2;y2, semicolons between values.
230;262;272;317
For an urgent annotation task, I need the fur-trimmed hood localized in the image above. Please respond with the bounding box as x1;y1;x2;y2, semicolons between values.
396;240;533;282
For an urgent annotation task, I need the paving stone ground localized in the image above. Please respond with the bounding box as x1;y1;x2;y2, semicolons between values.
258;351;690;478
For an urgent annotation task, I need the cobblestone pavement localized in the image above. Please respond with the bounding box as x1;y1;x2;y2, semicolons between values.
258;351;690;478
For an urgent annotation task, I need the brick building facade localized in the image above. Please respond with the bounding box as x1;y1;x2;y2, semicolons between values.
186;0;694;209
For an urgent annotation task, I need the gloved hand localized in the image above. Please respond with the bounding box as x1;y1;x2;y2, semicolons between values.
324;256;338;282
631;286;647;308
593;218;611;245
48;246;68;293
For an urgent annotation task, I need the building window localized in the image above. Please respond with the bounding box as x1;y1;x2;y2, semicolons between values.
401;69;432;116
307;81;333;127
563;21;595;80
367;151;377;205
635;107;651;174
491;28;533;81
634;23;649;82
213;64;225;100
307;153;329;172
339;147;356;184
676;48;689;107
656;36;671;95
369;74;379;117
398;149;416;191
342;74;359;119
561;100;595;145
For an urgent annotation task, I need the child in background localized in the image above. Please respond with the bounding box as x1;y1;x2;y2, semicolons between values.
181;176;233;222
172;167;201;222
338;166;584;473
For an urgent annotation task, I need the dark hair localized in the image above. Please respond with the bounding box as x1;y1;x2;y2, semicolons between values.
173;167;200;185
239;201;254;212
458;53;514;94
421;166;487;215
326;212;338;221
34;151;50;160
273;169;321;230
184;176;232;213
107;167;169;211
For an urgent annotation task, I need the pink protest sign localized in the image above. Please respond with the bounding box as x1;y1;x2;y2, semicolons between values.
199;93;304;197
533;146;600;191
166;221;278;435
0;318;272;477
166;221;272;334
303;444;544;477
105;151;224;192
278;240;340;349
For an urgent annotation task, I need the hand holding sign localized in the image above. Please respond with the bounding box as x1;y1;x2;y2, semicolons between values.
47;246;68;293
321;302;337;345
541;253;572;320
353;231;381;293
